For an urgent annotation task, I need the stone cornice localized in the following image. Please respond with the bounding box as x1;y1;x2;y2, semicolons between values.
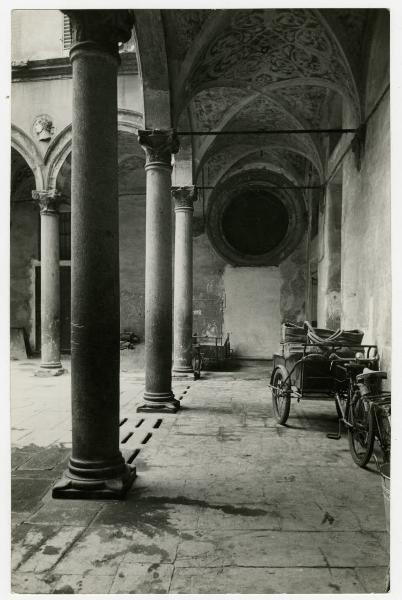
11;53;138;82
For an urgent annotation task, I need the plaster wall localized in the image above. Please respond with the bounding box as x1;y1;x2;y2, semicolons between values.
12;10;66;62
341;99;390;373
119;193;146;338
10;202;38;349
192;233;307;358
11;76;142;160
193;233;226;337
10;192;308;358
340;13;390;375
118;75;143;114
279;234;308;326
223;266;281;359
12;79;73;152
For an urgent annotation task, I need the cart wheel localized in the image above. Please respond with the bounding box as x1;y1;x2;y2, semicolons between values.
271;366;291;425
347;391;375;467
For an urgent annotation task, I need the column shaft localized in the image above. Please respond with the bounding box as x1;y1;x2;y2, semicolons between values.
172;187;197;373
32;190;63;373
71;43;121;467
317;184;342;330
41;210;61;367
137;130;180;413
53;10;135;499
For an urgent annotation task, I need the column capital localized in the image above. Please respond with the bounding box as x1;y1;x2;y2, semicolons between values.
32;189;62;215
63;10;134;58
172;186;198;212
138;129;180;169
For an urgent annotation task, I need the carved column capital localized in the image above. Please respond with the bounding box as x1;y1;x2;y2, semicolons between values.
138;129;180;169
63;10;134;59
32;189;61;215
172;186;198;212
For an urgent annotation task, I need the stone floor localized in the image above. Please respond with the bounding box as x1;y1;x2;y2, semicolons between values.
10;355;389;594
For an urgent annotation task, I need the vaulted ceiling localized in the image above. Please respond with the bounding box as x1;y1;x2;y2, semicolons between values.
160;9;370;196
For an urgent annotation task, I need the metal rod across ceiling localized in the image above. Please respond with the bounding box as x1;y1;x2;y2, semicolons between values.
177;128;357;136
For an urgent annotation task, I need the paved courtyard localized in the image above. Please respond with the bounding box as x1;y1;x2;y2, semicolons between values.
10;354;389;594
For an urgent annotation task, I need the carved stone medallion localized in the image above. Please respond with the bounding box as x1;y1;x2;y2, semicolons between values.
33;115;54;142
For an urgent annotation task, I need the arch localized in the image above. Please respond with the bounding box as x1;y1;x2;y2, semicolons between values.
222;162;300;189
11;147;37;203
11;124;44;190
200;143;323;189
192;88;325;173
174;8;361;127
132;10;172;129
44;124;72;190
45;109;144;189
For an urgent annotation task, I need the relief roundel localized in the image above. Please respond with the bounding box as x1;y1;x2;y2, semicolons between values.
207;172;306;267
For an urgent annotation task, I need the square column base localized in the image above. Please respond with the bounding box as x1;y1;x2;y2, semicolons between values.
172;371;194;380
52;465;136;500
136;399;180;414
35;367;65;377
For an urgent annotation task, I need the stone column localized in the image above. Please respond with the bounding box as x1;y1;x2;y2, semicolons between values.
137;129;180;413
172;186;197;374
53;10;136;499
32;189;64;375
317;184;342;330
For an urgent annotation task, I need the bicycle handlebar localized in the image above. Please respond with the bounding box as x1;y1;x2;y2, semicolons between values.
329;353;379;364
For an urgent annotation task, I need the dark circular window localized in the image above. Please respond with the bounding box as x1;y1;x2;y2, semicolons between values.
221;191;289;256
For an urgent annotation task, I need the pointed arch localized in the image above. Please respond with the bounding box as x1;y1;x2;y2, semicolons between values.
11;124;44;189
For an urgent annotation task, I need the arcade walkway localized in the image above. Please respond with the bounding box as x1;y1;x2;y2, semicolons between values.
11;357;388;594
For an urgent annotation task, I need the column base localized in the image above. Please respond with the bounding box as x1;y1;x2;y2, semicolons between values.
172;371;194;380
52;464;136;500
172;364;193;374
137;391;180;413
35;364;65;377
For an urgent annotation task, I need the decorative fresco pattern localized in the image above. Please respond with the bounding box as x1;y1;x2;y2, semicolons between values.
190;87;251;132
186;9;359;111
163;9;216;61
201;140;322;188
222;148;315;185
201;130;321;180
268;85;328;128
163;9;363;194
225;94;302;132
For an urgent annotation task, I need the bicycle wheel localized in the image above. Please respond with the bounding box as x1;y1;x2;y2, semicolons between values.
376;403;391;463
348;391;375;467
271;366;291;425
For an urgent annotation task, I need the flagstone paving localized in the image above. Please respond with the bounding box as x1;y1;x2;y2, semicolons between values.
10;356;389;594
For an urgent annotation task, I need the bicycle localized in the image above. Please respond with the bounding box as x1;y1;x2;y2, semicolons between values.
329;353;390;467
192;342;203;380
